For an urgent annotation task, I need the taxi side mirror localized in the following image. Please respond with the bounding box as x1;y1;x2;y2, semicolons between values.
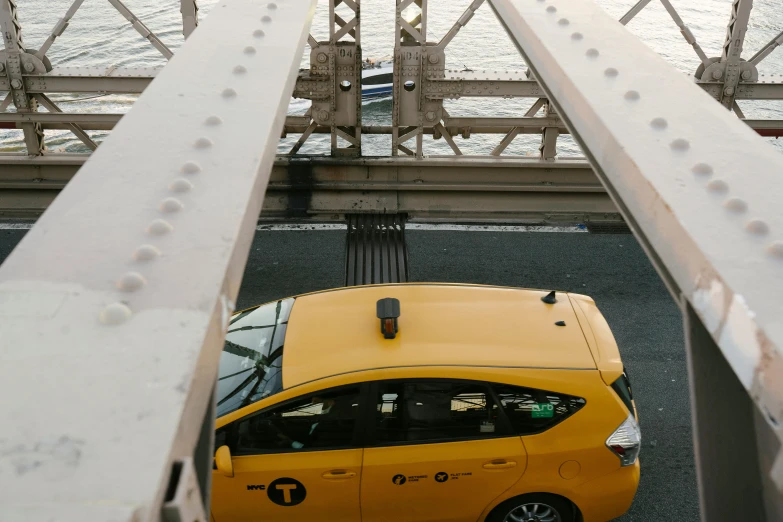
215;445;234;478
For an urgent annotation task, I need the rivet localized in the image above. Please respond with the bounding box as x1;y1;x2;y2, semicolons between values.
133;244;161;262
767;241;783;259
546;5;556;12
195;137;213;149
117;272;146;292
182;161;201;175
244;46;257;54
571;32;583;41
267;2;277;8
586;48;599;59
261;15;272;22
691;163;712;176
604;67;618;78
670;138;689;151
650;117;667;130
170;178;194;193
558;18;569;25
706;179;728;193
160;197;184;213
624;90;640;101
205;115;223;125
222;88;237;98
253;29;265;38
233;64;247;75
147;219;173;235
724;197;747;213
746;219;769;235
99;302;132;325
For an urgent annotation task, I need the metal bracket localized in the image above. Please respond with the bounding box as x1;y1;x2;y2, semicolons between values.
161;457;207;522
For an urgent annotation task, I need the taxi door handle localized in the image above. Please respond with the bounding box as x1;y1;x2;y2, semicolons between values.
322;470;357;480
483;460;517;470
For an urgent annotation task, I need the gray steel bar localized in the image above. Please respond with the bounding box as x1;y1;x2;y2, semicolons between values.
436;0;485;49
35;0;86;59
0;1;316;520
181;0;198;39
33;93;98;151
0;0;45;155
749;30;783;66
107;0;174;60
718;0;753;108
618;0;653;25
658;0;710;66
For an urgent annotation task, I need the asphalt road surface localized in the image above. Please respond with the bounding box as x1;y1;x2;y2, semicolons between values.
0;226;699;521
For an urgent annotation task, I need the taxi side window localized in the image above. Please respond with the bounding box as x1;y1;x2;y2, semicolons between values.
373;380;508;444
491;383;586;435
233;385;362;454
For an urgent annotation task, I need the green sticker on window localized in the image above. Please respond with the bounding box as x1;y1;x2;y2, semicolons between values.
531;403;554;418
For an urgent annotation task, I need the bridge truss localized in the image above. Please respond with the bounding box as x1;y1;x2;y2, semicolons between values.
1;0;783;521
1;0;783;224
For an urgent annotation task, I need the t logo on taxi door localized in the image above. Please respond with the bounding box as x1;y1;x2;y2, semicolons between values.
267;477;307;506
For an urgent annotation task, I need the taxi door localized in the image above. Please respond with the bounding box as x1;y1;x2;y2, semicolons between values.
211;385;365;522
360;379;527;522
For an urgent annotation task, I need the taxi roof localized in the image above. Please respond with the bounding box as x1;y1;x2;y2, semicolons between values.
282;284;596;388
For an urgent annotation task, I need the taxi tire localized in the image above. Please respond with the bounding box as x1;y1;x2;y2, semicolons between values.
485;493;575;522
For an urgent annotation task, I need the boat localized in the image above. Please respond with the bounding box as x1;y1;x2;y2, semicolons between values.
361;57;393;100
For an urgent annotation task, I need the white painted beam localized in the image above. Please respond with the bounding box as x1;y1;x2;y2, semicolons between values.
489;0;783;491
0;0;316;520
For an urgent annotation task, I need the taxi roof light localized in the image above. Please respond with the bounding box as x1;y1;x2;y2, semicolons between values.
376;298;400;340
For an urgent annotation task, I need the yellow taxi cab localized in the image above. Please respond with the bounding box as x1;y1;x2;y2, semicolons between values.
211;284;640;522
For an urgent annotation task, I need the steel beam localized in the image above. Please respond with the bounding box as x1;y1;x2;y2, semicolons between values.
489;0;783;515
718;0;753;109
0;0;45;155
0;2;316;521
107;0;174;60
750;30;783;67
181;0;199;39
0;154;618;222
0;67;158;93
36;0;86;59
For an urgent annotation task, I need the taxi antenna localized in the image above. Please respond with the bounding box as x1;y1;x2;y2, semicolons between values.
541;291;557;304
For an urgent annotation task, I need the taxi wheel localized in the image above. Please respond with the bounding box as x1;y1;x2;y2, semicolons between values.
487;493;574;522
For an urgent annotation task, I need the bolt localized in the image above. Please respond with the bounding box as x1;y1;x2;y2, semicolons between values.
428;54;439;64
182;161;201;175
0;62;4;72
133;245;161;262
712;69;723;80
746;219;769;235
741;70;751;80
147;219;174;236
691;163;713;176
317;53;328;63
319;110;329;122
117;272;146;292
724;86;735;95
99;303;132;325
10;79;22;89
24;62;35;73
425;111;436;121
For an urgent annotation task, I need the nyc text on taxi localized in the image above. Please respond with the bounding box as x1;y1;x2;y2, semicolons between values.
211;284;640;522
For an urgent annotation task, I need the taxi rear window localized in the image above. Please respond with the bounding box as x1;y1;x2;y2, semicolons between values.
491;383;586;435
611;371;634;413
216;298;294;417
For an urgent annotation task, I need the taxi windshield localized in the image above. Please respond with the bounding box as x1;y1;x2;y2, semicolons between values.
216;298;294;417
